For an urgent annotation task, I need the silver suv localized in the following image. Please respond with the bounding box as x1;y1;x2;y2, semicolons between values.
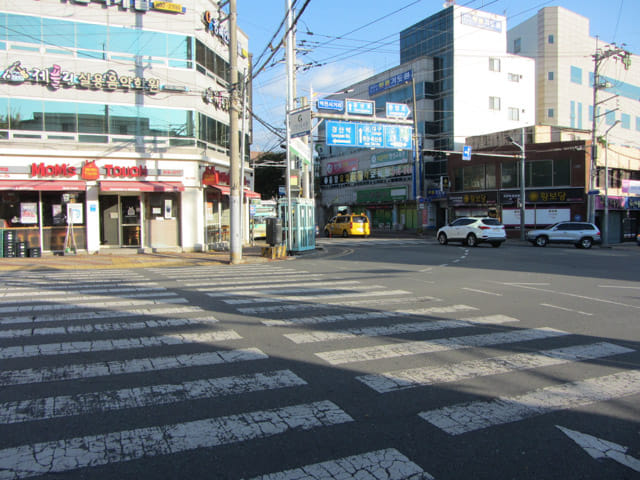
526;222;601;249
437;217;506;247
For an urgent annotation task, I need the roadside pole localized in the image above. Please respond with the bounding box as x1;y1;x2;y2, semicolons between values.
229;0;241;263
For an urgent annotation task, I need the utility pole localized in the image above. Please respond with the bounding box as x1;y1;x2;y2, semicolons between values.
284;0;294;252
229;0;241;264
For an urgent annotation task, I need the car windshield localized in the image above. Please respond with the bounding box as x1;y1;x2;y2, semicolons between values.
481;219;502;225
545;223;562;229
352;217;367;223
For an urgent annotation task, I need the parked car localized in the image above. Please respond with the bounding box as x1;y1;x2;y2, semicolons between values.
526;221;601;249
437;217;506;247
324;213;370;237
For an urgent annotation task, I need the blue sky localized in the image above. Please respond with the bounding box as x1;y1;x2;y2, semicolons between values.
237;0;639;152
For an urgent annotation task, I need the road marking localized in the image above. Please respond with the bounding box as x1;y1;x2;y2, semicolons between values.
462;287;503;296
419;370;640;435
0;401;353;480
0;296;187;314
0;348;268;386
264;304;478;327
316;327;568;365
0;316;219;339
502;283;640;310
285;314;518;344
0;370;306;424
227;289;411;306
598;285;640;290
190;274;324;289
0;330;241;360
357;342;633;393
205;280;366;296
0;284;165;298
246;448;434;480
541;303;593;316
556;426;640;473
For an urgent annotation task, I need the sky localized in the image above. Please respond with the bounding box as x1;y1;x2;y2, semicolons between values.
236;0;640;153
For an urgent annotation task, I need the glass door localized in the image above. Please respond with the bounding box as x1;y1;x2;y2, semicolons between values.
121;196;141;247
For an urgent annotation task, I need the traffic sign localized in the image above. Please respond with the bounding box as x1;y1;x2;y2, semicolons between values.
288;108;311;138
346;99;374;116
462;145;472;161
326;121;413;150
386;102;411;119
317;99;344;112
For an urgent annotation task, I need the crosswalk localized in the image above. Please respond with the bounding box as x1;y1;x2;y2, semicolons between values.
0;264;637;479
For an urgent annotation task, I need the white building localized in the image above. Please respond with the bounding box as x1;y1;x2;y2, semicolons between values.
0;0;254;255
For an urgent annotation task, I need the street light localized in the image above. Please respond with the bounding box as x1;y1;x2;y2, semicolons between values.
602;120;620;247
507;127;526;241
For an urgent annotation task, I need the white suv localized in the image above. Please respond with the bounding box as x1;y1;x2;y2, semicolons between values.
437;217;506;248
526;222;601;249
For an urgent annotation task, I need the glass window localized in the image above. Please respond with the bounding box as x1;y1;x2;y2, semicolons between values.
489;57;501;72
44;100;77;133
110;105;172;137
0;97;8;129
168;34;191;60
463;164;485;190
548;108;554;118
109;25;142;56
548;71;554;81
605;110;616;125
527;160;552;187
485;164;496;189
76;22;108;58
548;34;554;44
570;66;582;84
9;98;43;131
553;158;570;186
636;116;640;131
7;14;41;44
489;96;500;111
77;103;107;134
513;38;521;53
501;161;517;188
508;107;519;121
621;113;630;129
42;18;75;48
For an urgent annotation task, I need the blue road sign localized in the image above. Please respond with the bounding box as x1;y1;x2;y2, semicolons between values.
386;102;411;119
317;99;344;112
357;124;384;148
385;125;413;150
326;121;413;150
463;145;472;161
346;100;374;116
326;121;356;146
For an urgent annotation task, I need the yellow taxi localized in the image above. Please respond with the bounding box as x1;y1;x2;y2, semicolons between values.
323;213;370;237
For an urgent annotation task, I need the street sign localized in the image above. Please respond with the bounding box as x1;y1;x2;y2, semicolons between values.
386;102;411;119
346;99;374;116
326;121;413;150
288;108;311;138
588;189;600;195
326;121;356;146
317;99;344;112
356;123;384;148
384;125;412;150
462;145;472;161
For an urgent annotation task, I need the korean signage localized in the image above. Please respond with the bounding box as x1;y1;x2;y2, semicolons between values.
1;61;160;93
622;179;640;195
461;11;503;33
500;188;584;205
346;100;374;116
152;1;186;13
326;121;413;150
322;164;412;186
370;151;409;167
386;102;410;119
448;192;497;206
356;187;408;203
369;70;413;97
203;10;230;45
326;158;359;175
317;99;344;112
202;88;230;111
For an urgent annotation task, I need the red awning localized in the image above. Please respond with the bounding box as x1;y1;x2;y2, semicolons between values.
0;180;87;191
100;181;184;192
244;189;261;199
208;184;231;195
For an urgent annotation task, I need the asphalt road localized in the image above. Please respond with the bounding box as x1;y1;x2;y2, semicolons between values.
0;236;638;479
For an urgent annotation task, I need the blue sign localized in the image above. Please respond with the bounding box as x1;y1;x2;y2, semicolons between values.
369;70;413;96
326;121;413;150
317;99;344;112
462;145;472;161
386;102;411;119
346;100;374;116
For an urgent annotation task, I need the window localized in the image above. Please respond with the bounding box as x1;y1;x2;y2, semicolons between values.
605;110;616;125
508;107;520;121
489;57;501;72
548;71;554;81
636;117;640;131
501;161;517;188
621;113;630;129
548;108;554;118
508;73;520;82
548;34;554;44
513;38;521;54
570;101;576;128
489;96;501;111
570;66;582;84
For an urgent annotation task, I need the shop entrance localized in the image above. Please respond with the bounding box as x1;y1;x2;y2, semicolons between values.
100;195;141;247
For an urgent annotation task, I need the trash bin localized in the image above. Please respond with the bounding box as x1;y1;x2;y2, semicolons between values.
266;217;282;246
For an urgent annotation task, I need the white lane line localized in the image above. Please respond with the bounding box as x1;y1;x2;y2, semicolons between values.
419;370;640;435
0;348;267;387
191;275;325;290
0;316;219;339
598;285;640;290
0;296;187;314
0;291;177;304
246;448;434;480
357;342;633;393
541;303;593;316
227;289;411;306
238;296;439;315
0;330;241;360
0;370;306;424
284;314;518;344
0;401;353;480
205;280;364;295
461;287;503;296
210;284;381;299
503;283;640;310
0;306;205;326
316;327;568;365
0;285;165;298
263;304;478;327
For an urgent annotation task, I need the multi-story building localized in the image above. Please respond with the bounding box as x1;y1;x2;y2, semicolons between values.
0;0;253;255
507;6;640;235
316;4;534;230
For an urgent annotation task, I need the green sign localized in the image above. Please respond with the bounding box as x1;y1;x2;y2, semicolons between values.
357;186;407;203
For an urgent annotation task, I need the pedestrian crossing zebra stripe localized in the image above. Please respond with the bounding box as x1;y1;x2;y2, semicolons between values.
190;274;325;289
0;285;166;298
245;448;434;480
0;401;353;480
284;314;518;344
0;305;205;326
0;370;307;425
0;296;188;314
209;283;381;298
316;327;569;365
357;342;634;393
225;289;412;305
238;296;440;315
263;305;478;327
419;370;640;435
0;330;242;360
0;316;219;339
0;348;268;387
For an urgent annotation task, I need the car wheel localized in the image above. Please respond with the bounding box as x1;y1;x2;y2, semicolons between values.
578;237;593;249
535;236;548;247
324;229;330;237
491;242;501;248
342;230;348;238
438;233;448;245
466;233;478;247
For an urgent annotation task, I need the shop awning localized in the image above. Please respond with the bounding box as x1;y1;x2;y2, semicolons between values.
100;181;184;192
0;180;87;191
244;189;261;199
208;184;230;195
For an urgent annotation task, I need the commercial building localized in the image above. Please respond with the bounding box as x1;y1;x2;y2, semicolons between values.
0;0;254;255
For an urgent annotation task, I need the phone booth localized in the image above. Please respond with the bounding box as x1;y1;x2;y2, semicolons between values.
278;197;316;253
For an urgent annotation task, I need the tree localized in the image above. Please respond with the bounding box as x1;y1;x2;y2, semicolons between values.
253;152;285;200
